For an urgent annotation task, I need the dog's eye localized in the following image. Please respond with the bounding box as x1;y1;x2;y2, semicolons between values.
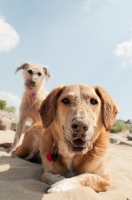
37;72;42;76
90;98;98;105
61;98;70;105
28;70;33;74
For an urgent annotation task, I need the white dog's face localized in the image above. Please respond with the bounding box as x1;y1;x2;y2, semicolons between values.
52;85;102;154
15;62;51;90
23;64;46;90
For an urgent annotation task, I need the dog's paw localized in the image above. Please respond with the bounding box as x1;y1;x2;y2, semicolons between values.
47;178;80;193
41;172;65;185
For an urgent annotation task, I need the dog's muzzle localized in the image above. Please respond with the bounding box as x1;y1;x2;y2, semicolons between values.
25;79;37;88
71;117;89;136
69;117;90;152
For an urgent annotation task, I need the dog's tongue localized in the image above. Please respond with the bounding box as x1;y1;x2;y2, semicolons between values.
71;138;86;148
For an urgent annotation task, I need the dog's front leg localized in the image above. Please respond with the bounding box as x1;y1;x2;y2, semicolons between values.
47;173;111;193
41;171;65;185
10;117;26;153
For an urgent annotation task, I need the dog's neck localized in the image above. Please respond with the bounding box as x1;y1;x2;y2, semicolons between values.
29;90;37;99
30;91;37;98
31;92;36;97
25;85;42;96
23;87;42;106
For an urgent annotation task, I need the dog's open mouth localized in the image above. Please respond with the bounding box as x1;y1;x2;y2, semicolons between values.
71;138;86;151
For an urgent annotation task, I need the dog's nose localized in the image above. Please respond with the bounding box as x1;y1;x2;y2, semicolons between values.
31;80;35;85
71;117;89;134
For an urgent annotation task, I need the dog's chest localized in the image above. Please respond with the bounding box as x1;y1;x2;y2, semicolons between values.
62;156;76;178
24;97;41;117
28;96;40;107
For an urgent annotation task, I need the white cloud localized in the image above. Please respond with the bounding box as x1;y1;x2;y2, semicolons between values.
114;39;132;57
0;15;19;52
114;39;132;66
0;91;20;114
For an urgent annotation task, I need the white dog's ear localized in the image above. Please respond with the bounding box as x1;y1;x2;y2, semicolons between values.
39;86;63;128
95;86;119;131
43;67;52;82
15;63;29;73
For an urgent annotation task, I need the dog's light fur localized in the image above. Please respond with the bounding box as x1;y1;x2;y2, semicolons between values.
2;84;118;193
10;62;51;153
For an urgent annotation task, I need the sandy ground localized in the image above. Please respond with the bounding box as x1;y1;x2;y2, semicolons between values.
0;130;132;200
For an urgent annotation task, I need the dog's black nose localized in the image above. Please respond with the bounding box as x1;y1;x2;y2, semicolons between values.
71;117;89;134
31;80;35;85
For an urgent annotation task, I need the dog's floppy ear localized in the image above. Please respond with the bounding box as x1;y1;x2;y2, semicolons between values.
95;86;119;131
15;63;29;73
39;86;63;128
43;67;52;82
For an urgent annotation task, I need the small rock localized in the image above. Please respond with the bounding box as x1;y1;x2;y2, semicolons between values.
109;137;120;144
127;134;132;141
130;129;132;133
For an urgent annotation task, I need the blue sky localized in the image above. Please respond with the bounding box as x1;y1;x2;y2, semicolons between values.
0;0;132;120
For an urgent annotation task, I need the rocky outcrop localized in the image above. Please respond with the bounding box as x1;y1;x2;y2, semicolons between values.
0;110;31;132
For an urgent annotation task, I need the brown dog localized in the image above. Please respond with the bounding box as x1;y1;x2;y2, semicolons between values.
1;84;118;193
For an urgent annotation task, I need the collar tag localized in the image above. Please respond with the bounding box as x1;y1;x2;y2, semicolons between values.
46;141;58;162
31;92;36;97
51;153;58;162
46;152;58;162
46;152;52;162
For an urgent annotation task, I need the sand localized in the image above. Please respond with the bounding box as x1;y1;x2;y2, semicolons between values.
0;130;132;200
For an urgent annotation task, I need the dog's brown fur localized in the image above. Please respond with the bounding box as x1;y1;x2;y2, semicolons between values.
1;84;118;193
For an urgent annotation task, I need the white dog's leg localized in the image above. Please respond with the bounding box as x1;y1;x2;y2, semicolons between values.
10;117;26;153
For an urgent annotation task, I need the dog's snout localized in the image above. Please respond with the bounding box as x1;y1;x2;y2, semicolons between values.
71;123;88;132
71;117;89;134
72;132;87;139
31;80;36;85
